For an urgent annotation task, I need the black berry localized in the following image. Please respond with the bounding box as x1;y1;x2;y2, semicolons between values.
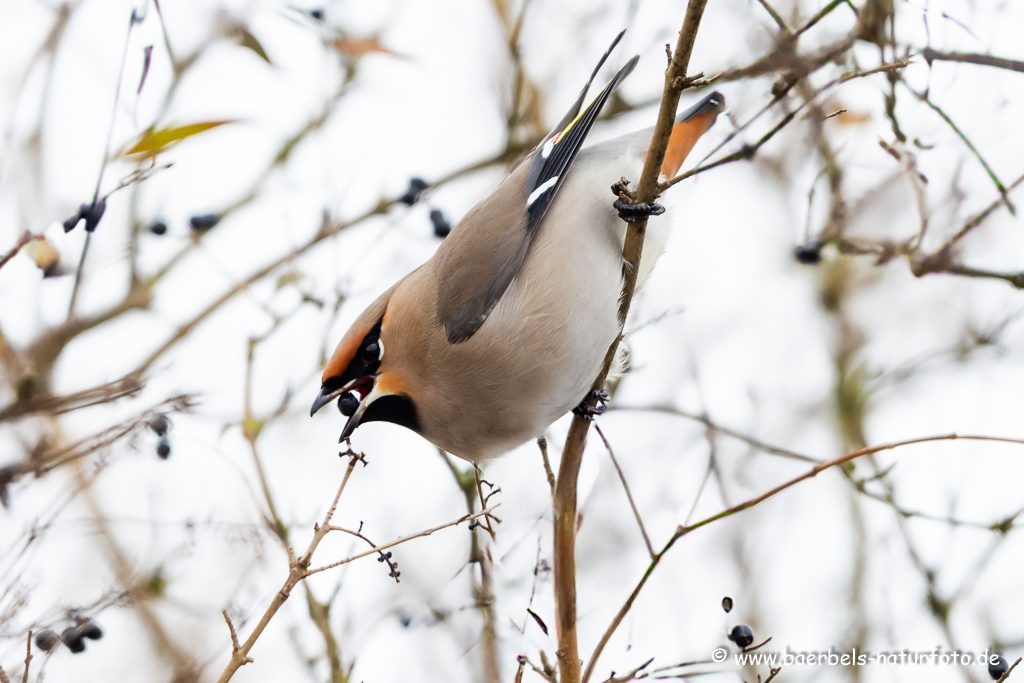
794;240;824;265
989;654;1009;680
149;413;169;436
189;213;221;232
61;626;86;653
430;209;452;238
35;629;60;652
728;624;755;649
156;436;171;459
149;220;168;235
338;392;359;416
399;177;428;205
80;621;103;640
83;198;106;233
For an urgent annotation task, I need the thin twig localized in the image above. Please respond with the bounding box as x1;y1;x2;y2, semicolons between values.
609;405;819;463
660;57;912;193
755;0;789;33
939;171;1024;250
221;611;247;659
21;630;32;683
0;232;41;273
216;452;361;682
67;10;137;319
922;47;1024;73
911;87;1015;214
307;506;497;575
581;433;1024;683
996;656;1021;683
595;425;653;559
538;437;555;496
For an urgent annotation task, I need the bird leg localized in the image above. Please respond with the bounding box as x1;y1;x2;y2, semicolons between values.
611;177;665;223
572;389;610;421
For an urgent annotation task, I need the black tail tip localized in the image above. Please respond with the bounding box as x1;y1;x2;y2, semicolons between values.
679;90;727;122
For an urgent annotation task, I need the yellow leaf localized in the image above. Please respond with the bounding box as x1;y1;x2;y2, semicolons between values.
122;121;237;157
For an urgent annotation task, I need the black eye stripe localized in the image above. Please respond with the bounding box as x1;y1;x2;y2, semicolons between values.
331;316;384;388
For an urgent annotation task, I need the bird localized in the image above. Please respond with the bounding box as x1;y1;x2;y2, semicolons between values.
311;32;725;463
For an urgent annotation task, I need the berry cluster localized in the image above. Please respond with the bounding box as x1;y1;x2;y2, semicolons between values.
149;413;172;459
396;176;452;238
722;596;756;650
144;213;222;237
35;616;103;655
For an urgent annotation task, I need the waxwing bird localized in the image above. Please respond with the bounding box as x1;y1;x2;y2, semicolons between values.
311;31;725;463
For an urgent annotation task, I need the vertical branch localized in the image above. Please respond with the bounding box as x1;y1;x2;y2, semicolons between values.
439;451;500;683
551;4;709;683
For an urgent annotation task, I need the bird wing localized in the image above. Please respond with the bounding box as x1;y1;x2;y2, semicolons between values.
436;40;638;344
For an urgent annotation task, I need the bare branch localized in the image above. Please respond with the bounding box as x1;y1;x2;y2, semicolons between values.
0;232;42;273
923;47;1024;74
582;433;1024;682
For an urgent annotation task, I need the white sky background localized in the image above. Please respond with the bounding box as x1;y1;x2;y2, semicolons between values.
1;0;1024;682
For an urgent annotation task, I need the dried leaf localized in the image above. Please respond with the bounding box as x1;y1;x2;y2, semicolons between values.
122;121;236;157
332;36;400;58
25;238;66;278
239;29;271;64
526;608;548;635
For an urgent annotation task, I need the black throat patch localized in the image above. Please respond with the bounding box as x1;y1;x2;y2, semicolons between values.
362;394;421;433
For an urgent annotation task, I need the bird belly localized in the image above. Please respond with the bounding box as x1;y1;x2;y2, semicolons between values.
435;154;649;461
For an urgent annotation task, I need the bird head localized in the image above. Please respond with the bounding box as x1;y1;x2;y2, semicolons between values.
310;296;420;442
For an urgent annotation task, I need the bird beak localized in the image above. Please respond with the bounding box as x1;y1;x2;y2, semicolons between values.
338;380;386;442
310;385;342;417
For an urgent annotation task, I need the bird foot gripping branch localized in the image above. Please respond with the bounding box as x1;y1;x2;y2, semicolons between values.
611;176;667;222
572;389;610;421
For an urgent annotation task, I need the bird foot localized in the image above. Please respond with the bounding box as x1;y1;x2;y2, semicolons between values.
572;389;610;421
613;198;666;223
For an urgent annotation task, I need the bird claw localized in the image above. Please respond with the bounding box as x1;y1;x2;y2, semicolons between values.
610;177;631;196
572;389;610;421
614;198;666;223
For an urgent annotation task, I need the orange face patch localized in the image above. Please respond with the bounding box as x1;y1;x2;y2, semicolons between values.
660;112;717;179
374;371;407;397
